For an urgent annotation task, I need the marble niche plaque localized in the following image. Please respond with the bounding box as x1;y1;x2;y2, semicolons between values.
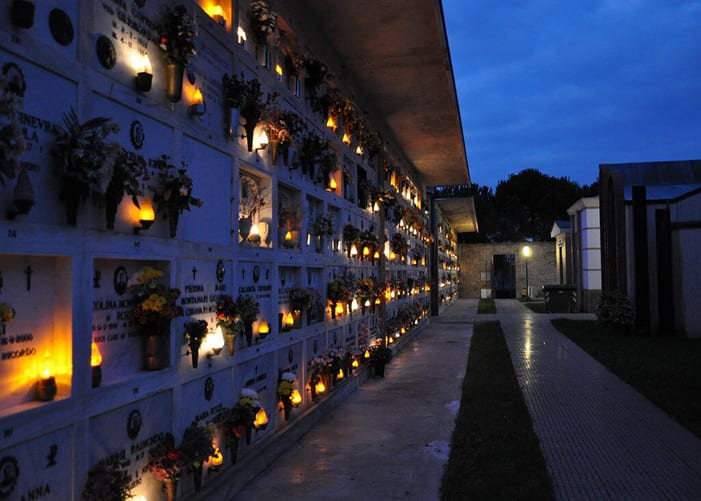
0;426;72;500
306;334;326;360
0;52;77;226
0;254;72;410
89;391;172;501
92;259;169;383
237;262;273;339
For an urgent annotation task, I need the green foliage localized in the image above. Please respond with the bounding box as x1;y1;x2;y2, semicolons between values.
158;4;197;65
179;423;215;469
596;291;634;331
82;461;132;501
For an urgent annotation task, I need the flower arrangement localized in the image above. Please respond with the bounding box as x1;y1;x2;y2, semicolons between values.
179;423;215;470
81;460;132;501
215;295;240;333
313;214;335;238
327;278;352;317
249;0;277;44
51;109;121;224
158;4;197;66
238;174;267;219
148;433;184;482
317;148;338;185
369;344;392;365
104;149;147;229
293;132;323;177
277;372;298;398
342;223;360;249
358;128;383;158
222;74;277;151
238;388;268;430
128;266;183;334
235;294;260;327
289;287;318;312
262;108;306;149
149;155;202;237
391;233;408;257
184;318;207;367
328;90;360;135
0;72;27;186
0;302;15;324
284;49;305;77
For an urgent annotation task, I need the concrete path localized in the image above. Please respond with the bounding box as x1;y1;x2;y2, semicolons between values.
489;299;701;501
234;301;473;500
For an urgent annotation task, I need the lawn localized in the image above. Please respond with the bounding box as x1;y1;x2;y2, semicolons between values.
522;301;546;313
476;298;496;314
551;319;701;438
441;321;554;501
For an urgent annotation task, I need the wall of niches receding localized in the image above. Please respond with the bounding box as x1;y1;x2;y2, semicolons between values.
0;0;439;499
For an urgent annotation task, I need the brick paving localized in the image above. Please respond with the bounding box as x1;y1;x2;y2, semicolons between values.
491;299;701;501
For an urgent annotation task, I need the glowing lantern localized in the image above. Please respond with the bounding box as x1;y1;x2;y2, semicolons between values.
284;312;295;329
362;246;370;257
337;368;344;380
284;230;293;242
275;64;283;79
342;132;351;145
364;299;371;307
364;350;370;359
355;145;363;155
352;358;359;368
388;336;394;344
326;115;336;131
258;318;270;335
136;196;155;231
390;290;396;299
204;326;225;355
189;88;205;116
334;302;345;317
401;327;406;334
37;352;57;401
350;244;358;257
254;407;269;429
290;389;302;407
327;177;337;192
315;380;326;394
374;297;381;305
237;26;247;45
90;342;102;367
421;256;426;266
207;4;227;26
351;298;359;311
373;201;380;212
247;222;261;244
210;443;224;466
389;251;396;260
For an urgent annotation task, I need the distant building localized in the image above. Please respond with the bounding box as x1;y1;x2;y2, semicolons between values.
600;160;701;337
550;220;572;285
567;197;601;313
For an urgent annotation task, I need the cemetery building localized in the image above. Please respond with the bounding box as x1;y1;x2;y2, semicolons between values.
0;0;474;499
600;160;701;337
566;196;601;313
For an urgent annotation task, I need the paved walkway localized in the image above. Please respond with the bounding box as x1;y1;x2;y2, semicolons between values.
233;299;701;500
234;303;473;500
489;299;701;500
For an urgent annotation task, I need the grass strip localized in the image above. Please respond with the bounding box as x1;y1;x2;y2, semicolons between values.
476;298;496;314
441;321;554;501
523;301;546;313
551;318;701;438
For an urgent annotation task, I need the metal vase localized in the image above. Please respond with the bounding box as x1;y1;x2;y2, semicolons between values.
166;63;184;103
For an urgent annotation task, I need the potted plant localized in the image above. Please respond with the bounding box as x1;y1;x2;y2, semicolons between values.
327;278;351;319
313;214;335;251
283;48;305;94
179;423;215;493
128;266;183;370
51;109;121;225
342;223;360;258
82;460;132;501
150;155;203;238
277;372;300;421
318;148;338;188
147;433;183;501
293;132;324;179
248;0;277;64
158;4;197;102
236;388;268;443
104;149;147;230
215;295;240;355
391;233;408;260
369;344;392;378
304;57;329;113
184;319;207;368
235;295;260;346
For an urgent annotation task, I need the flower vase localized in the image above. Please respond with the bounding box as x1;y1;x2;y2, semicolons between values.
168;205;180;238
239;216;252;241
192;464;203;492
244;323;253;347
62;187;82;226
166;63;185;103
269;139;279;165
225;332;235;356
189;338;201;368
164;479;175;501
143;333;169;370
225;107;239;139
229;436;239;464
243;122;255;152
255;41;268;67
310;380;317;401
282;396;292;421
105;194;120;230
315;235;323;253
279;142;291;166
245;426;252;445
12;168;34;216
11;0;35;29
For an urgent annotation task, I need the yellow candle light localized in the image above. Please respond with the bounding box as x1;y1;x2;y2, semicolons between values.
337;368;344;380
342;132;351;145
327;177;337;192
284;312;294;328
326;115;336;130
210;442;223;466
258;318;270;335
362;246;370;257
290;389;302;407
350;244;358;257
284;230;293;241
364;349;370;359
90;342;102;367
254;407;268;428
315;380;326;394
334;302;345;317
352;358;359;368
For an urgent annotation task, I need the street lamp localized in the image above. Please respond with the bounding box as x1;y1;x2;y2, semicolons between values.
522;245;531;299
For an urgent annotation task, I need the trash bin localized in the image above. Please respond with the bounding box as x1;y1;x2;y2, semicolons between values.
542;284;577;313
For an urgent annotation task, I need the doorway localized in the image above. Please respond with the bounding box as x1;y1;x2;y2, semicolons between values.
493;254;515;298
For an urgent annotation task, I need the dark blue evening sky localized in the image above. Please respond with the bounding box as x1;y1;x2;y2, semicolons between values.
443;0;701;188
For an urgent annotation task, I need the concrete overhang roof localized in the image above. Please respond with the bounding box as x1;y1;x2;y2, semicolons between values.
298;0;470;187
435;197;478;233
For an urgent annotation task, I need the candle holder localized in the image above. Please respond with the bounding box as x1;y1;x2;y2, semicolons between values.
37;376;57;401
135;71;152;92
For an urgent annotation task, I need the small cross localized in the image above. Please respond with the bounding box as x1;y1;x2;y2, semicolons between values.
24;266;33;291
192;266;197;281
